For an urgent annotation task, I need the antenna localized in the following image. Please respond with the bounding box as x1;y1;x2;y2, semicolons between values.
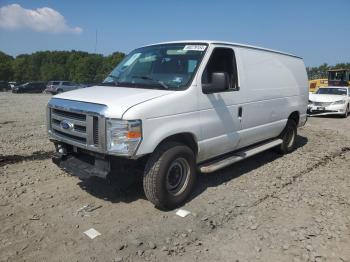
94;29;98;53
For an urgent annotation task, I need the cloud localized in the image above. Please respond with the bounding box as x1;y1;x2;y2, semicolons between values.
0;4;82;34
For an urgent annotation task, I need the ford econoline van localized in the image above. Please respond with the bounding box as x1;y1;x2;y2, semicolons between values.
47;41;308;209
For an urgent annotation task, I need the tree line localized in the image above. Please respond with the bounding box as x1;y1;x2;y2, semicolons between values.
307;63;350;80
0;50;125;84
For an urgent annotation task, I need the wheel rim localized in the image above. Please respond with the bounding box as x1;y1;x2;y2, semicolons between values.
166;158;190;196
285;126;295;148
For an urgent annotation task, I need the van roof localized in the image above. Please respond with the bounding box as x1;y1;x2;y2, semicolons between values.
143;40;302;59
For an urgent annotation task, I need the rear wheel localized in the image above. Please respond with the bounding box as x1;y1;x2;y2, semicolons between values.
143;142;196;210
275;119;297;154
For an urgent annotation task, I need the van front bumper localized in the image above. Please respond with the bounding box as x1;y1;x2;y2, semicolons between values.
52;150;110;179
51;142;144;180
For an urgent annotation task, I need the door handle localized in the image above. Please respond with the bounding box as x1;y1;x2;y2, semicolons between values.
238;106;243;118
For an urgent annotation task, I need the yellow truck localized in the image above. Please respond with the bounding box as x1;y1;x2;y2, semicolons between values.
309;69;350;93
308;78;328;93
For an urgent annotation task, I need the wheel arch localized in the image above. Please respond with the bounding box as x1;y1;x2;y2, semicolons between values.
288;111;300;125
152;132;199;158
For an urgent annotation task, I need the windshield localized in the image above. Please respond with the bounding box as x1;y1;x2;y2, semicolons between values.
317;88;347;95
103;43;208;90
328;71;345;81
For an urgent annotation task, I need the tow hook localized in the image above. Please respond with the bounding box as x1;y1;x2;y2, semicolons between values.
52;143;68;164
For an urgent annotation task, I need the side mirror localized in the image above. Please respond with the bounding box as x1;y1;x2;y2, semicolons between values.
202;72;229;94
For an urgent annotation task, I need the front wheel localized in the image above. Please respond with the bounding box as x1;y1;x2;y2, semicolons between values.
143;142;196;210
275;119;297;154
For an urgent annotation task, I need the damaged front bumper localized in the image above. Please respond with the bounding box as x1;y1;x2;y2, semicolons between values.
52;153;110;179
307;104;347;116
52;143;110;179
51;142;144;180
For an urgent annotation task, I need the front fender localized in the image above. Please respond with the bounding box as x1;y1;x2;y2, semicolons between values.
135;112;201;157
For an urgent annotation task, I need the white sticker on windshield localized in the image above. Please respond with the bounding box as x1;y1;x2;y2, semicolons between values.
183;45;206;51
124;53;141;66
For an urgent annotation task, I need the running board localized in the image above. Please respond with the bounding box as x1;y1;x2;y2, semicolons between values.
199;139;283;173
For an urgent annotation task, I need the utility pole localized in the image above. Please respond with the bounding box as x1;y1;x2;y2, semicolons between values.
94;29;98;53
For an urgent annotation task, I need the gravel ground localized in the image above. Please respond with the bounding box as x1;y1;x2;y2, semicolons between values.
0;92;349;262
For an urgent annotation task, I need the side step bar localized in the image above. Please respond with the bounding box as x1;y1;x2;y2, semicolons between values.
199;139;283;173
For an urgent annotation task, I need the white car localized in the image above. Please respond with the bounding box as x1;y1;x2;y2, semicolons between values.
308;86;350;117
46;40;308;209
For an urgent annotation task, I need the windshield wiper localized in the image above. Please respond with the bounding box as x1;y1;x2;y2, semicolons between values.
131;75;169;89
99;82;117;86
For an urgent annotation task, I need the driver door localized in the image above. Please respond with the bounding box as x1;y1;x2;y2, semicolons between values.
197;47;242;161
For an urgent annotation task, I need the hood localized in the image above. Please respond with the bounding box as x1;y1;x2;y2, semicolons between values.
53;85;173;118
309;93;346;102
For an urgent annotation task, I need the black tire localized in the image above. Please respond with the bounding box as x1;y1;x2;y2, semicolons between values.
275;119;297;154
143;142;196;209
57;89;63;94
342;104;349;118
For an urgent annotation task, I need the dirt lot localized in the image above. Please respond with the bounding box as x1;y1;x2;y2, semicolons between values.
1;92;350;262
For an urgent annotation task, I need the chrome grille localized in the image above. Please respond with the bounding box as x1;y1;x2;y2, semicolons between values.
313;101;332;107
52;108;86;121
93;116;99;145
47;98;107;153
51;108;88;144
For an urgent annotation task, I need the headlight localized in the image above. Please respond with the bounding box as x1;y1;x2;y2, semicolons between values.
333;100;346;105
308;100;313;105
106;119;142;156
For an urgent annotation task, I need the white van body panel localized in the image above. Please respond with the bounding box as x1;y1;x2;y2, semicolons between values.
235;47;308;148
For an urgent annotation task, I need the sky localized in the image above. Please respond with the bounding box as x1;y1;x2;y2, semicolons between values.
0;0;349;66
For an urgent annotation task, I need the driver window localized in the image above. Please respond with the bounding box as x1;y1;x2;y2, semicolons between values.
202;47;238;91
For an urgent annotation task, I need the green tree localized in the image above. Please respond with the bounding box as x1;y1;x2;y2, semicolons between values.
12;55;29;82
1;50;126;83
0;51;14;81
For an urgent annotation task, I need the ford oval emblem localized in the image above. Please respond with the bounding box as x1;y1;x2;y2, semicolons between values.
60;120;73;130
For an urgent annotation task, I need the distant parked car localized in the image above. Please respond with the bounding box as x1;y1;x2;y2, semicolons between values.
12;82;46;93
45;81;86;94
8;81;17;89
0;81;11;91
308;86;350;118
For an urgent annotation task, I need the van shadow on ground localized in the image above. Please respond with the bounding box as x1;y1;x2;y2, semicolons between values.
77;135;308;206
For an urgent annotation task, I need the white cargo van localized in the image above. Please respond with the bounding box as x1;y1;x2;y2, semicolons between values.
47;41;308;209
